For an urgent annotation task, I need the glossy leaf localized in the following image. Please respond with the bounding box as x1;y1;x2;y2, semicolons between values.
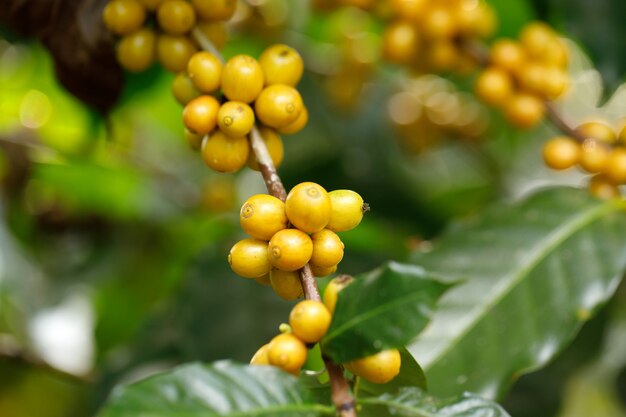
358;387;511;417
409;187;626;398
98;361;334;417
321;262;451;363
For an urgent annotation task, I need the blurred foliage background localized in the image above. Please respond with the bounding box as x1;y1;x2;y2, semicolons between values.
0;0;625;416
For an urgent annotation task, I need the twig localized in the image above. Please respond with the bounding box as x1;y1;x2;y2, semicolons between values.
192;27;352;414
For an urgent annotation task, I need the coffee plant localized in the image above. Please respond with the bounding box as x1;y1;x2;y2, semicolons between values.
1;0;626;416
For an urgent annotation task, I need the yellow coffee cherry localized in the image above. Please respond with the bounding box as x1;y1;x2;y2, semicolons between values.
605;148;626;184
247;128;284;171
259;44;304;87
250;344;270;365
157;34;198;72
576;121;616;144
285;182;332;234
138;0;162;10
323;276;354;315
578;140;610;173
289;300;332;344
426;40;458;72
619;124;626;145
184;128;204;151
191;0;237;21
255;85;304;129
240;194;288;241
217;101;255;137
475;67;513;107
542;66;569;99
345;349;402;384
382;20;420;65
310;229;344;268
187;51;222;93
172;72;200;105
516;62;547;95
183;95;220;135
310;264;337;278
228;238;271;278
268;229;313;272
588;174;620;200
503;93;545;129
196;21;228;50
157;0;196;35
422;6;456;39
116;28;156;72
267;333;307;375
520;21;557;61
103;0;146;35
490;39;526;73
327;190;364;232
389;0;428;22
255;274;271;286
456;1;496;38
542;136;580;170
278;106;308;135
201;130;250;173
270;269;304;300
221;55;264;103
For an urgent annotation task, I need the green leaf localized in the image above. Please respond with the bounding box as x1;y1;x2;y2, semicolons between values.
321;262;452;363
408;187;626;398
98;361;334;417
358;387;511;417
359;348;427;397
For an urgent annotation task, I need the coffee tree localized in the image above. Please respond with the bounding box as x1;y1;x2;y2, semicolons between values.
1;0;625;416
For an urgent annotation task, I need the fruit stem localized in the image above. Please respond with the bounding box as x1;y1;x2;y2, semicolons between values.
326;359;357;417
191;27;224;63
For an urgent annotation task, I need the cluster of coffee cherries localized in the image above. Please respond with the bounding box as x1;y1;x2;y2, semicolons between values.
250;277;402;384
475;22;569;129
388;74;488;153
382;0;495;73
228;183;365;300
180;44;307;173
543;121;626;198
102;0;233;73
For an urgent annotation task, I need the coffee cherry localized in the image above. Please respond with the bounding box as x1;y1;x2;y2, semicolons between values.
278;106;308;135
183;95;220;135
327;190;364;232
520;21;556;61
221;55;264;103
426;40;458;72
259;44;304;87
196;21;228;50
255;85;304;129
157;0;196;35
247;128;284;171
268;229;313;271
228;238;271;278
255;274;271;286
422;6;456;39
217;101;255;137
619;124;626;145
588;174;620;200
456;1;496;38
250;344;270;365
240;194;288;241
310;229;344;268
605;148;626;184
103;0;146;35
184;128;204;150
490;39;526;73
310;264;337;278
267;333;307;375
270;269;304;300
285;182;331;233
117;28;156;72
389;0;427;22
289;300;332;344
542;67;569;99
191;0;237;21
345;349;402;384
187;51;222;93
579;140;610;173
475;67;513;107
202;130;250;173
157;34;198;72
542;136;580;170
323;276;354;315
137;0;162;10
576;121;616;144
382;20;420;65
172;72;200;105
503;93;544;129
516;62;547;95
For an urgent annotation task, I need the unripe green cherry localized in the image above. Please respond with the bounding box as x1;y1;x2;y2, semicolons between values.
240;194;288;241
289;300;332;343
268;229;313;272
285;182;331;233
228;238;271;278
310;229;344;268
327;190;364;232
